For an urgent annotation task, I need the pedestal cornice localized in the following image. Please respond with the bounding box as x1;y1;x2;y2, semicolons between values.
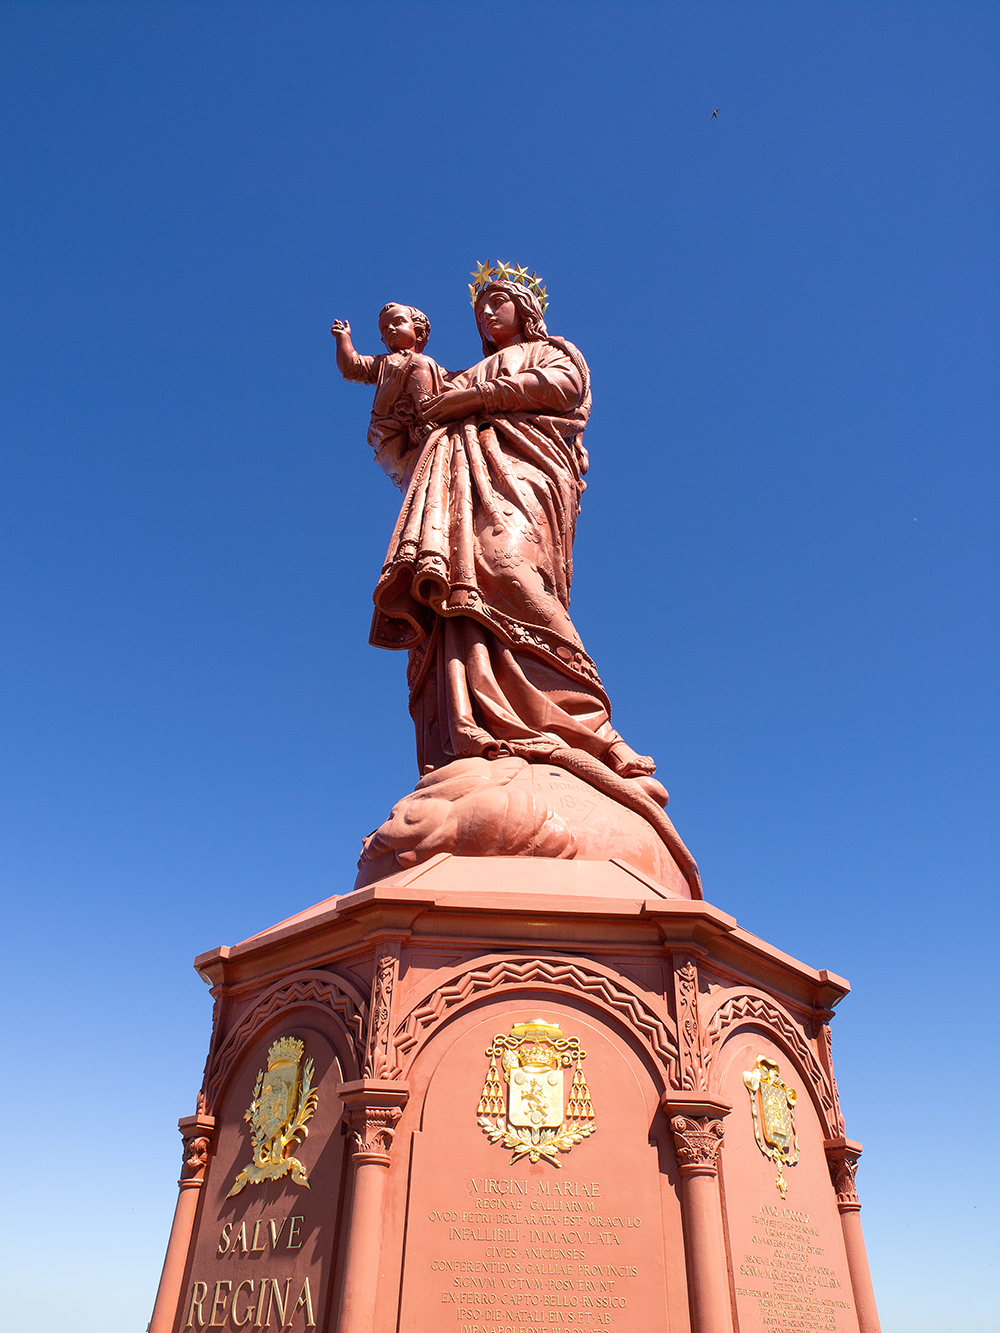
193;857;850;1015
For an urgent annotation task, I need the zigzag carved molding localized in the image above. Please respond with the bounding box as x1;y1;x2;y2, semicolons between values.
204;973;365;1111
703;992;838;1137
391;956;679;1086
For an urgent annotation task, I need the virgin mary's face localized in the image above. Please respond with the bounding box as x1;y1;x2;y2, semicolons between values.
476;288;523;349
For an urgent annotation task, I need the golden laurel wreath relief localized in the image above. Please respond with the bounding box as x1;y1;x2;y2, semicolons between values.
743;1055;799;1198
228;1036;319;1197
477;1020;595;1167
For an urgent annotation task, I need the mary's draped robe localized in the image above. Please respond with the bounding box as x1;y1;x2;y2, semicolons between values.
370;336;643;776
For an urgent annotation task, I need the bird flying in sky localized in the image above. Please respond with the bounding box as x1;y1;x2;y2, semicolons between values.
711;108;719;119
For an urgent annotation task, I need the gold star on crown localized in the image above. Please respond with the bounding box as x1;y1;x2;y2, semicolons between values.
469;259;548;311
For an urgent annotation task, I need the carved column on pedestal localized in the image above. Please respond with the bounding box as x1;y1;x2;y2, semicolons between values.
665;1095;734;1333
148;1111;216;1333
825;1137;881;1333
826;1138;861;1207
336;1080;409;1333
334;932;410;1331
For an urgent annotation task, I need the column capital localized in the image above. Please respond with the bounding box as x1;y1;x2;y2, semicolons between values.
667;1099;729;1176
824;1136;863;1208
670;1116;725;1173
177;1113;215;1189
340;1079;410;1166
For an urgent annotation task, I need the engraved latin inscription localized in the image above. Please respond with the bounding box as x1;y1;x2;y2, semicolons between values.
182;1276;317;1329
426;1178;644;1332
181;1214;316;1329
734;1204;853;1332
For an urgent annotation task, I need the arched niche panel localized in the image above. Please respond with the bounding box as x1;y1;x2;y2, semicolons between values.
175;1018;349;1333
714;1029;860;1333
384;991;689;1333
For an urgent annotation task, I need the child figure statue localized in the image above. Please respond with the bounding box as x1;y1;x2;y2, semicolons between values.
331;303;445;488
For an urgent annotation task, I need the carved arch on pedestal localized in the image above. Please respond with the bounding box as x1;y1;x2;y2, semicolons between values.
203;969;367;1113
389;953;679;1088
700;989;839;1139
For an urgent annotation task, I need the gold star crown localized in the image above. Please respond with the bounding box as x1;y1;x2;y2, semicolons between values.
469;260;548;311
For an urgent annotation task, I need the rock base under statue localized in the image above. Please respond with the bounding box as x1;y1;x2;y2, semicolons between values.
149;855;881;1333
356;757;701;897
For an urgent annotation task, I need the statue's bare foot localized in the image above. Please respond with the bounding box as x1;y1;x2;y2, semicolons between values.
607;741;656;778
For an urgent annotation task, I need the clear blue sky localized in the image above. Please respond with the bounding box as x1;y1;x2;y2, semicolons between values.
1;3;996;1330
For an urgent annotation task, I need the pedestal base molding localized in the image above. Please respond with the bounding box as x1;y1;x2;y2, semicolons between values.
149;858;880;1333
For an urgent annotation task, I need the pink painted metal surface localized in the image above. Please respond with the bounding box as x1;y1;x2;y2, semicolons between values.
332;276;698;877
149;270;879;1333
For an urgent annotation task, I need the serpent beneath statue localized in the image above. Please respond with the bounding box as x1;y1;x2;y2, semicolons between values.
356;754;701;898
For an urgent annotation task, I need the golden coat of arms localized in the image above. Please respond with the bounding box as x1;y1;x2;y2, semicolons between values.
743;1055;799;1197
477;1020;595;1166
228;1036;319;1197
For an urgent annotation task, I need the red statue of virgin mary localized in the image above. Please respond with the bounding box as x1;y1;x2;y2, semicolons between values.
337;264;700;894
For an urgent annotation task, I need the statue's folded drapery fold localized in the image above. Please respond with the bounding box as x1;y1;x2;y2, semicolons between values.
370;337;637;775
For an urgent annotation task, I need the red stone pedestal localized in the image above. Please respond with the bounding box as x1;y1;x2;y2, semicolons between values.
149;855;880;1333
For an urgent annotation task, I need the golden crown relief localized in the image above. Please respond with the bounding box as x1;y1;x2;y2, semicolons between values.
469;260;549;311
477;1019;594;1166
228;1036;319;1197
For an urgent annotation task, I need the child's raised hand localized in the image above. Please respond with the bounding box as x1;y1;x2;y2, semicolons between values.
330;319;352;337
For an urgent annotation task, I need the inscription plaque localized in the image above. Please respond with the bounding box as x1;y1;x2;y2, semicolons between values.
172;1026;346;1333
397;1009;669;1333
719;1036;860;1333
